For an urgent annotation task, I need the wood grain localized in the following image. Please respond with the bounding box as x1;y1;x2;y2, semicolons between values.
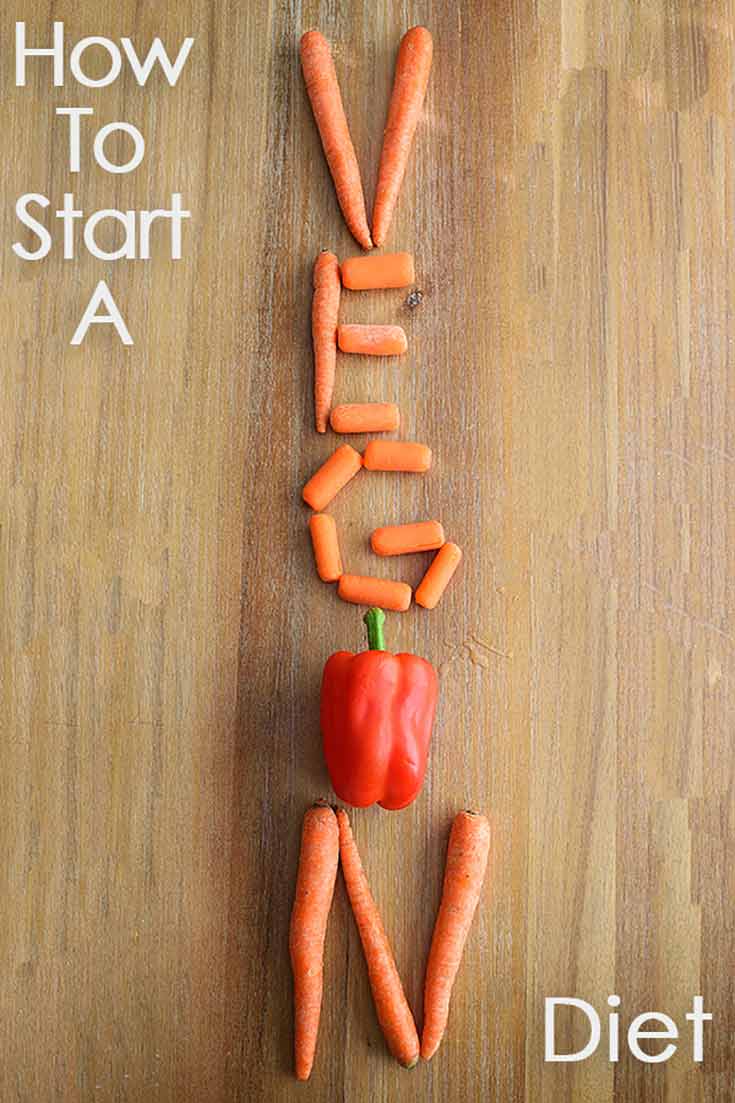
1;2;733;1101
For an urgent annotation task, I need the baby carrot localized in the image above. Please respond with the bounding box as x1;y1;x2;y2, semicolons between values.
330;403;400;434
303;444;363;511
338;324;407;357
341;252;415;290
415;542;462;609
338;574;412;612
363;440;431;472
421;811;491;1061
312;251;341;434
372;27;433;246
371;520;445;557
337;810;420;1068
300;31;372;250
309;513;343;582
290;802;340;1080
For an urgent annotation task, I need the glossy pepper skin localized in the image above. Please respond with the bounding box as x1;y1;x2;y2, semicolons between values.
320;608;438;810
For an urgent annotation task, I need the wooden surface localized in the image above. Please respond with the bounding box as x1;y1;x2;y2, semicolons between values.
2;2;734;1101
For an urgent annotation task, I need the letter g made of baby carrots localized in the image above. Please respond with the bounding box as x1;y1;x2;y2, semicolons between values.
320;608;438;810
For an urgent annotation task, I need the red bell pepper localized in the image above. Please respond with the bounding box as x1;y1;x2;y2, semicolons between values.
320;608;438;810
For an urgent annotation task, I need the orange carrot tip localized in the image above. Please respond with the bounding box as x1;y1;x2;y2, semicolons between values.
303;444;363;511
415;542;462;609
337;809;420;1067
338;324;407;357
341;252;415;290
290;802;340;1080
372;28;433;247
330;403;400;434
309;513;343;582
312;251;341;433
371;520;445;557
363;440;431;472
338;574;412;612
300;32;372;249
421;811;490;1061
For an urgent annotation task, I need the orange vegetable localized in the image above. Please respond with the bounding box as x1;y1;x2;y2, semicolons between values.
338;324;407;357
336;810;420;1067
290;802;340;1080
303;444;363;511
371;520;445;556
415;542;462;609
363;440;431;472
341;252;415;290
300;31;372;250
421;811;491;1061
330;402;400;434
372;27;433;246
309;513;343;582
312;252;341;433
338;574;411;612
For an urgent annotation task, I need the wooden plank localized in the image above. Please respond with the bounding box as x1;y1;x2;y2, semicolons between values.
0;2;732;1100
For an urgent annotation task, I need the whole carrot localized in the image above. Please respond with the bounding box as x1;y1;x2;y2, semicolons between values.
337;810;420;1067
290;802;340;1080
372;27;433;246
300;31;372;250
421;811;491;1060
312;251;341;433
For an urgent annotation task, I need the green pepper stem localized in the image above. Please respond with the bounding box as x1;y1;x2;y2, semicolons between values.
364;607;386;651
